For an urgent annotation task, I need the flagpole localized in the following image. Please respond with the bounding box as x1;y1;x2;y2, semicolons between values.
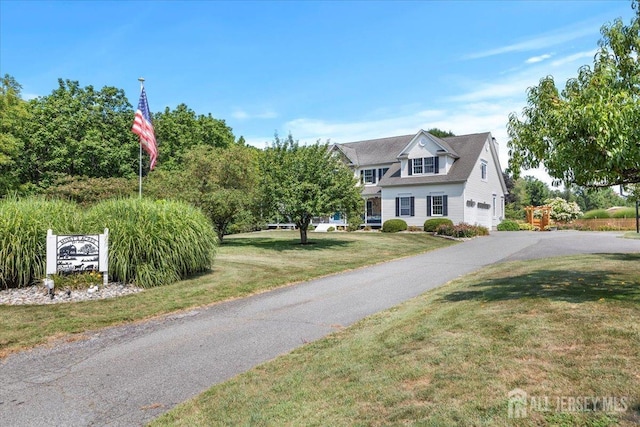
138;77;145;199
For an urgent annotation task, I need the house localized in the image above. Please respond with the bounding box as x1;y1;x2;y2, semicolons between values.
332;130;508;230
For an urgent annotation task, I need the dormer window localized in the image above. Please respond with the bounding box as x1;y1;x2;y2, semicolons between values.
409;157;439;176
413;159;423;174
424;157;435;173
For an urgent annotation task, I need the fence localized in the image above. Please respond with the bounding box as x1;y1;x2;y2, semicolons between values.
571;218;637;231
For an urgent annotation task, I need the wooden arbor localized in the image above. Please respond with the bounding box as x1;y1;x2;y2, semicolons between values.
525;206;551;230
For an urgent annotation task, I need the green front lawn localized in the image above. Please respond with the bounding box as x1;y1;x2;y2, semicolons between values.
0;231;455;357
151;253;640;426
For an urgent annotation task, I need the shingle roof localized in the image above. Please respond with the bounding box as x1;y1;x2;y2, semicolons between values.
379;132;491;186
336;134;415;166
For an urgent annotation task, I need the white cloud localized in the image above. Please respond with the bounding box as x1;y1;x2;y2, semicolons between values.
447;74;539;103
550;49;597;67
465;25;595;59
231;109;277;120
525;53;552;64
282;109;446;144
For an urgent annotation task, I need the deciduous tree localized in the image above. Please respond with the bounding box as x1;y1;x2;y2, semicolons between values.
153;104;235;170
21;79;139;186
260;134;363;244
0;75;29;195
508;1;639;187
145;144;259;242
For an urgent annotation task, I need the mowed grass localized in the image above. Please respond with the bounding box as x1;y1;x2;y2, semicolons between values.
151;253;640;427
0;231;454;357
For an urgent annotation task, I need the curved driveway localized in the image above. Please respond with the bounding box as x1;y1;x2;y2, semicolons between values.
1;231;638;426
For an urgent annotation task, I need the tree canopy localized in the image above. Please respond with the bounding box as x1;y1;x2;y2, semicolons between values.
153;104;235;170
260;134;363;244
0;75;237;196
507;1;639;187
0;75;29;194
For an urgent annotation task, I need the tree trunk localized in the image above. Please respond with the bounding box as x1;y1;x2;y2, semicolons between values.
299;226;308;245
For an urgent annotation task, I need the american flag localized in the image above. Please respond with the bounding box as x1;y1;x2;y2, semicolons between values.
131;87;158;170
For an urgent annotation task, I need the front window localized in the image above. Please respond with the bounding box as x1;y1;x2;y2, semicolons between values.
481;160;488;180
432;195;444;216
363;169;375;184
400;197;412;216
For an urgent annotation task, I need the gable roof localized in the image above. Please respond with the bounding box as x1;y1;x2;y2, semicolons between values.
335;134;414;166
397;130;459;159
379;132;492;186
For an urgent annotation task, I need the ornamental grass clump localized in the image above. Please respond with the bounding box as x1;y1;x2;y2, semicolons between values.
0;197;80;289
85;198;218;288
582;209;611;219
611;207;637;218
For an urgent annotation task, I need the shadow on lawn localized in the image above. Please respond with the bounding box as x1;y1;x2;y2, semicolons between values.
221;236;353;251
443;253;640;304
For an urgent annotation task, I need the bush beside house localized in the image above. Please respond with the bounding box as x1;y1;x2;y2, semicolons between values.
497;220;520;231
382;219;408;233
436;223;489;238
424;218;453;232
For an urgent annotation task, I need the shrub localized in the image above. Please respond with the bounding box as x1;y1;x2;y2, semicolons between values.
611;208;637;218
582;209;611;219
424;218;453;232
84;198;218;288
497;220;520;231
543;197;582;222
0;197;81;289
436;222;489;238
0;196;218;289
327;226;335;232
382;219;408;233
45;175;137;207
518;222;536;231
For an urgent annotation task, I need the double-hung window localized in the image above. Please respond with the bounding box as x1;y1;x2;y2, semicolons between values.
424;157;435;173
432;195;444;216
395;196;415;217
427;195;448;217
480;160;488;181
363;169;376;184
412;158;423;174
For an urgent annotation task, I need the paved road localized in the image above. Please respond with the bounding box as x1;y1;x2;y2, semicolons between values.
1;231;638;426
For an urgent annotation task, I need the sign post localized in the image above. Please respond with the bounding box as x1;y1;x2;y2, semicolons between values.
46;229;109;291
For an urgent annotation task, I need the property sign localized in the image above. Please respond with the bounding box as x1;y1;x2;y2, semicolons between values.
46;229;109;284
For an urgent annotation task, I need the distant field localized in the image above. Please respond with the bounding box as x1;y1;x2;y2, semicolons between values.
152;253;640;427
0;231;455;357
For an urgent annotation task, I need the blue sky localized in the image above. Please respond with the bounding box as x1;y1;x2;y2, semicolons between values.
1;0;636;183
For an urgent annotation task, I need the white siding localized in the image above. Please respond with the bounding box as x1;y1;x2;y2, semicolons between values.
462;136;506;229
381;183;465;227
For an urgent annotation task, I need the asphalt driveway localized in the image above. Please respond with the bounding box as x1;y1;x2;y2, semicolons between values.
1;231;638;426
